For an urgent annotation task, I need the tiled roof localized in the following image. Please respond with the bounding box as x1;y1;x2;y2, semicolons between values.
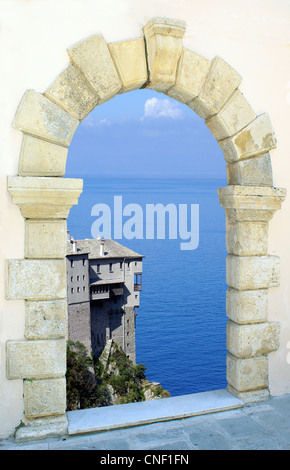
67;238;143;259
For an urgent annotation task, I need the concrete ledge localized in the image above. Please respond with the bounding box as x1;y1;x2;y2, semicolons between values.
67;389;243;435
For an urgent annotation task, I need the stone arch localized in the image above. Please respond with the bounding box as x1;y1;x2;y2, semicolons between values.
6;17;286;439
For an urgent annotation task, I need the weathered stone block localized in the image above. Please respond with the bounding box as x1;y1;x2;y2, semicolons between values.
45;64;99;121
166;48;210;103
227;320;280;358
206;89;256;140
8;176;83;219
187;57;242;118
226;255;280;291
15;415;68;441
227;385;269;403
25;219;67;259
218;186;286;223
109;38;148;93
226;153;273;187
13;90;79;146
19;135;68;177
226;220;268;256
24;378;66;419
6;339;66;379
25;300;67;340
226;353;268;392
6;259;67;300
226;288;268;324
219;114;277;163
143;17;186;92
67;34;122;103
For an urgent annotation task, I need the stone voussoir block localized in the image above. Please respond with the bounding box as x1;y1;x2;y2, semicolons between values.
24;378;66;419
13;90;79;147
109;38;148;93
226;353;268;392
227;320;280;358
206;89;256;140
25;219;67;259
67;34;122;103
226;254;280;291
226;288;268;324
187;56;242;119
219;113;277;163
226;153;273;187
19;134;68;177
6;338;66;380
44;64;99;121
166;47;210;104
6;258;67;301
25;299;67;340
143;17;186;92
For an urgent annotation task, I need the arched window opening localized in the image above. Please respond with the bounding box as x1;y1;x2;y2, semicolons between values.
66;88;228;405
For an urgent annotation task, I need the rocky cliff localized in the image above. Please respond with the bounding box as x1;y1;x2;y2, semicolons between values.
66;339;170;411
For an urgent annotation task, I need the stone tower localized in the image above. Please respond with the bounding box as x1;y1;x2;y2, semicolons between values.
66;235;143;363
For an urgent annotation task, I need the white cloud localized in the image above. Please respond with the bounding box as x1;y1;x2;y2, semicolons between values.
142;97;183;120
98;118;111;126
82;116;111;128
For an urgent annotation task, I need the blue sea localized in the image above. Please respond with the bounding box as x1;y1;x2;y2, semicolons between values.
67;175;228;397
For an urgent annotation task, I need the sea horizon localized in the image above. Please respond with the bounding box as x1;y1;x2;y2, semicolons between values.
67;174;228;397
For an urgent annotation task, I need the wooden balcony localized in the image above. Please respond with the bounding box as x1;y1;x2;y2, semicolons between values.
90;279;124;300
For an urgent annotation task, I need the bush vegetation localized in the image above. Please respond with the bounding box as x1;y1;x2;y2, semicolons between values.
66;340;169;411
66;340;109;411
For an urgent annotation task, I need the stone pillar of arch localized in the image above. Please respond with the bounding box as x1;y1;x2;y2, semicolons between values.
6;17;286;440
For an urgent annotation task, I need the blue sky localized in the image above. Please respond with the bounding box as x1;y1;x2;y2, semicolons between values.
66;89;226;178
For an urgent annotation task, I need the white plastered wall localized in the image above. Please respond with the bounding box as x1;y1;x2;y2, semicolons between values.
0;0;289;438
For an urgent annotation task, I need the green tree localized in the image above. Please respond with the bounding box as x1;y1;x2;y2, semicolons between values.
66;339;169;410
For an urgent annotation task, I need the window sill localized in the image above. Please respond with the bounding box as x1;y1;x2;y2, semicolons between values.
67;389;243;435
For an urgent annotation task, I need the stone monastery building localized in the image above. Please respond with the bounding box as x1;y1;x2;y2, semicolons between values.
67;234;143;362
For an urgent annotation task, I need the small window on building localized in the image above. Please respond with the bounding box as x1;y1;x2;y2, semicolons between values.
109;263;113;273
71;288;74;294
97;264;101;273
83;286;86;292
127;262;131;270
71;260;74;268
77;275;80;281
134;273;142;291
71;276;73;282
77;287;80;293
120;262;123;270
83;275;85;280
83;259;86;266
